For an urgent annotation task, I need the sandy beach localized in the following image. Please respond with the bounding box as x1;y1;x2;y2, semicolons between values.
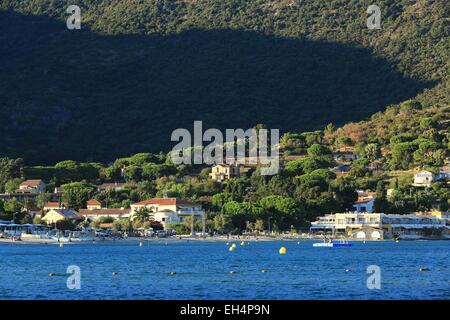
0;233;322;245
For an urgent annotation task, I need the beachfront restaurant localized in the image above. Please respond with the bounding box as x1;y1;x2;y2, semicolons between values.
381;214;447;240
0;222;49;240
310;212;449;240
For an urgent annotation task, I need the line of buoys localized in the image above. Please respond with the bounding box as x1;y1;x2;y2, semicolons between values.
279;246;286;254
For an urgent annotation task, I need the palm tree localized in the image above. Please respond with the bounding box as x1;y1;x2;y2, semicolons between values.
134;207;154;227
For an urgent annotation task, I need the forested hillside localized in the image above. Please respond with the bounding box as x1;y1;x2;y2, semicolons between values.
0;0;448;164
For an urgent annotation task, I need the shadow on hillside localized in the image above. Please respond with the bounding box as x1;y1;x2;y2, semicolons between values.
0;10;433;164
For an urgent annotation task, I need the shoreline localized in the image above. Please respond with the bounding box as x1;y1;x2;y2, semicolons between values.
1;235;447;245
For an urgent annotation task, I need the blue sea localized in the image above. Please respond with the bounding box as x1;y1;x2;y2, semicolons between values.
0;240;448;300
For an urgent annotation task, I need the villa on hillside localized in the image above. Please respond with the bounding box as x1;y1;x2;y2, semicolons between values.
87;199;102;210
413;170;450;187
18;179;46;194
332;148;358;162
352;190;376;213
210;163;241;182
97;182;126;192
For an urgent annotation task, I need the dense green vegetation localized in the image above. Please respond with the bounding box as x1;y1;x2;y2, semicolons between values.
0;99;448;231
0;0;448;163
0;1;448;233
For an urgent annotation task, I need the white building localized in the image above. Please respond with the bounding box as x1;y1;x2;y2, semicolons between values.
352;198;375;213
310;212;448;240
43;201;65;211
79;208;130;221
413;170;450;187
41;209;84;224
18;180;46;194
352;190;376;213
86;199;102;210
130;198;204;232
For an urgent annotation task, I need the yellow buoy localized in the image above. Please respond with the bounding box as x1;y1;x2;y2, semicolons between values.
240;241;245;246
59;243;64;248
231;243;236;248
279;246;286;254
229;246;235;252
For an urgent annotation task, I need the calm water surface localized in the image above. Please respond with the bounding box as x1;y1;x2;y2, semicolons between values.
0;240;448;299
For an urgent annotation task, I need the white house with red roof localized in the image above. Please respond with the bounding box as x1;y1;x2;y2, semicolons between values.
18;179;46;194
352;198;375;213
130;198;204;229
79;208;131;221
43;201;65;211
352;191;375;213
86;199;102;210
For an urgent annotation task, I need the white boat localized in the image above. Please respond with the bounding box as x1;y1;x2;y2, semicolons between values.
313;239;353;247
